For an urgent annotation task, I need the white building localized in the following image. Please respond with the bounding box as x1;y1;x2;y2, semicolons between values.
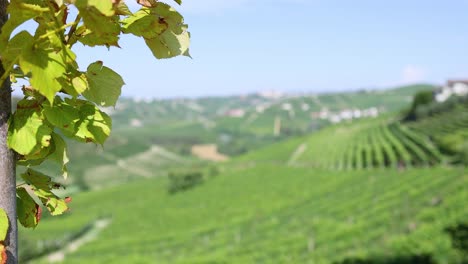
435;80;468;102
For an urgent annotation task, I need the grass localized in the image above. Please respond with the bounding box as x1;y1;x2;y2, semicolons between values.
24;165;467;263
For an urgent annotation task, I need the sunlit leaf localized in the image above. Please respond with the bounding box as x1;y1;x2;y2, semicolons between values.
82;61;124;107
7;100;52;155
21;169;69;216
19;43;68;103
0;209;7;241
122;3;190;59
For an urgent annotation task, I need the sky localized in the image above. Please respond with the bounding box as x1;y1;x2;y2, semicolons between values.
72;0;468;98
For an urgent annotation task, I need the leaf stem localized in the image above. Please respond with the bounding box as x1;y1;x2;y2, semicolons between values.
65;14;82;45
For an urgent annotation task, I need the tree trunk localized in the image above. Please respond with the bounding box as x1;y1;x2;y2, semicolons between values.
0;0;17;263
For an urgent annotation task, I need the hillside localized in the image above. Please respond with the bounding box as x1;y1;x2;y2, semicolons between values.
405;95;468;165
36;84;435;191
238;117;443;170
23;165;467;263
17;84;468;264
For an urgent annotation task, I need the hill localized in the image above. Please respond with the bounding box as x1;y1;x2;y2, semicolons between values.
238;117;443;170
405;95;468;165
33;84;435;191
23;165;467;263
17;84;468;263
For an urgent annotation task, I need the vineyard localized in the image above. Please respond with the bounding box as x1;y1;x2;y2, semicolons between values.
406;100;468;164
16;86;468;263
240;118;443;170
24;165;467;263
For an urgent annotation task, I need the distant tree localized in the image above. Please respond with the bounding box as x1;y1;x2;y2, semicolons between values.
0;0;191;262
404;90;435;121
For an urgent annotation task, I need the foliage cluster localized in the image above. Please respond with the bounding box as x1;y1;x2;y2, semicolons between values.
404;90;435;121
0;0;190;261
167;170;203;194
407;101;468;164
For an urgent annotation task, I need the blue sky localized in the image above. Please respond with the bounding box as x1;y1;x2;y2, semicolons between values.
72;0;468;98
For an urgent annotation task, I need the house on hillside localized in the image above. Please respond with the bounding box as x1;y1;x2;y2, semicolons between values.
435;80;468;102
224;109;245;118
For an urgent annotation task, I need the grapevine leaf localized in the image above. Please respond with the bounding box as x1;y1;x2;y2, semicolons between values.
82;61;124;107
75;0;114;16
87;108;112;144
75;0;120;47
78;21;120;47
17;144;52;166
16;188;41;229
0;31;34;71
76;103;112;144
43;98;80;133
145;29;190;59
61;100;112;144
0;0;47;51
8;101;52;155
21;169;62;191
121;8;168;39
0;209;7;241
71;74;89;95
50;133;69;178
35;189;69;216
123;3;190;59
21;169;69;216
115;1;132;16
19;43;68;103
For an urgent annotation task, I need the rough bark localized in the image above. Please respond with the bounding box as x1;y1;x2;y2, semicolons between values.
0;0;18;263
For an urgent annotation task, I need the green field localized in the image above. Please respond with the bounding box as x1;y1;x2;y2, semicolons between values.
24;165;467;263
17;85;468;264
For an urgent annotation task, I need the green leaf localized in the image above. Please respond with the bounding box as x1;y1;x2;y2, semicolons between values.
16;188;41;229
0;209;8;240
145;29;190;59
35;189;68;216
72;74;89;95
122;3;190;59
19;43;68;103
0;0;47;52
87;107;112;144
75;0;114;17
0;31;34;71
21;169;69;216
21;169;61;191
8;101;53;155
43;98;80;133
61;100;112;144
115;1;132;16
50;133;69;178
82;61;124;107
121;9;168;39
75;0;120;47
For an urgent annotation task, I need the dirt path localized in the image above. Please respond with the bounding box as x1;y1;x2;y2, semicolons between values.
287;143;307;166
44;218;111;263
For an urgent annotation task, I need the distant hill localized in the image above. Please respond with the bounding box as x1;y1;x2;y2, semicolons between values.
18;84;468;264
237;117;443;170
27;84;436;191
